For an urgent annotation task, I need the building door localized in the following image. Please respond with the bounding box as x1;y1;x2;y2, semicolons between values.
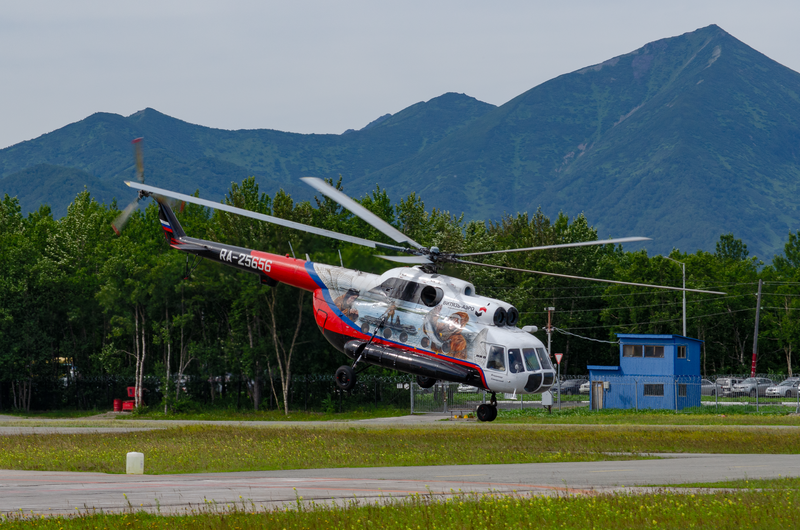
591;381;604;410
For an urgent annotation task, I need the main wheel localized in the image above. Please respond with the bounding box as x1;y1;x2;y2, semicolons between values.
335;365;356;391
477;404;495;422
416;375;436;389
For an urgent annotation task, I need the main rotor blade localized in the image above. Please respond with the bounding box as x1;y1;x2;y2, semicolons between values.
301;177;423;249
377;255;433;264
125;182;410;253
455;259;726;295
457;237;652;257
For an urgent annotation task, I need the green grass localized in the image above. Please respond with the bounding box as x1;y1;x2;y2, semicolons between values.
673;476;800;489
3;489;800;529
2;424;800;474
495;405;800;425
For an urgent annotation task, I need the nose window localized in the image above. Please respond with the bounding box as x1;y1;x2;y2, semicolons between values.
535;347;553;370
522;348;540;371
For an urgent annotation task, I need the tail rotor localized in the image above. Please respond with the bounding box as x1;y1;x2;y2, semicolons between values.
111;138;146;235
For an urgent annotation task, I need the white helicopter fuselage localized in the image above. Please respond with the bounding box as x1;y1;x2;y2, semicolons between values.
307;263;557;395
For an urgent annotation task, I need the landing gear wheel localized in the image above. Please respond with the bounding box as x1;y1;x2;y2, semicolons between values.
416;375;437;389
476;404;494;422
477;404;498;422
335;365;356;391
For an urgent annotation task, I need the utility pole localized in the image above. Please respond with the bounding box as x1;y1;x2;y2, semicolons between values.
545;307;556;406
750;279;763;378
664;256;686;336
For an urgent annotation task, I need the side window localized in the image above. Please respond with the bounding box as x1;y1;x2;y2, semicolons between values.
486;346;506;372
623;345;643;357
644;346;664;358
644;384;664;396
676;345;686;359
508;349;524;373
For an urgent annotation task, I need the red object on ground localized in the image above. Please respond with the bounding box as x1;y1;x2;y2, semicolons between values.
113;399;123;412
122;401;135;411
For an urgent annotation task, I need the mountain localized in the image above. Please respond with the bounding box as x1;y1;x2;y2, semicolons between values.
0;92;495;215
2;25;800;258
358;25;800;258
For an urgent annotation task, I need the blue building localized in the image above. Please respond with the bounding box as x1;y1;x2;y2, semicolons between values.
587;334;702;410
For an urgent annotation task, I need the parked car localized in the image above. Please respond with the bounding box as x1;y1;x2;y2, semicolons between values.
457;384;480;393
731;377;774;398
766;378;800;398
718;377;744;397
701;378;723;396
557;379;588;395
579;381;591;395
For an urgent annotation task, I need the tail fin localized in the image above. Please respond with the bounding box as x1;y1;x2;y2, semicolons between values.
157;201;187;245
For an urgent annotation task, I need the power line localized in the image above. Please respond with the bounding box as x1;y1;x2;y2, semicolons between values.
561;308;754;331
553;327;619;344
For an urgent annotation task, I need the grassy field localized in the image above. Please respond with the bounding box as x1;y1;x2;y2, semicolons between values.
2;424;800;474
674;476;800;489
495;406;800;425
1;489;798;529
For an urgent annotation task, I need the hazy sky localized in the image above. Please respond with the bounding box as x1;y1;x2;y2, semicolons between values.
2;1;799;149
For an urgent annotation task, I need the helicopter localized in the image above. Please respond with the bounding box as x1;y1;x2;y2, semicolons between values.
114;140;725;422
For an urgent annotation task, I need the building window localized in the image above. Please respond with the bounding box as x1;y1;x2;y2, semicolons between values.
677;345;686;359
643;384;664;396
623;344;643;357
644;345;664;358
678;384;687;397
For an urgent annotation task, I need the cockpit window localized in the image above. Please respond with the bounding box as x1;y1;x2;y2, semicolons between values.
508;348;524;373
535;347;553;370
522;348;540;371
486;345;506;372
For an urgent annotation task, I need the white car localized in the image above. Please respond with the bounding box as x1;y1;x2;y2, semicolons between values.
579;381;591;395
457;383;480;393
766;378;800;398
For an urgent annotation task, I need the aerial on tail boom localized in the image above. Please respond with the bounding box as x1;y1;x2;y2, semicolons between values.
118;140;725;422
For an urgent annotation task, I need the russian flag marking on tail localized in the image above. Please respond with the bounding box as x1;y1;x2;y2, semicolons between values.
160;218;173;233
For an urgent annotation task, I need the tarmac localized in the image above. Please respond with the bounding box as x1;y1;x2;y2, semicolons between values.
3;413;800;516
2;454;799;516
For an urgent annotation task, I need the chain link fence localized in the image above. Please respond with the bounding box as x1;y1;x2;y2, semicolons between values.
0;374;414;413
3;372;799;414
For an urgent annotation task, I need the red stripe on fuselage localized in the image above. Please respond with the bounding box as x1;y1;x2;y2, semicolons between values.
250;250;319;292
312;291;488;388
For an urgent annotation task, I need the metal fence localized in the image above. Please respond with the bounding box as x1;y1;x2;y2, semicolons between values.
3;372;799;414
0;374;414;413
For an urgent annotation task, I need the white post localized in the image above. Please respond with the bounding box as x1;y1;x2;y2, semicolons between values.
664;256;686;337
